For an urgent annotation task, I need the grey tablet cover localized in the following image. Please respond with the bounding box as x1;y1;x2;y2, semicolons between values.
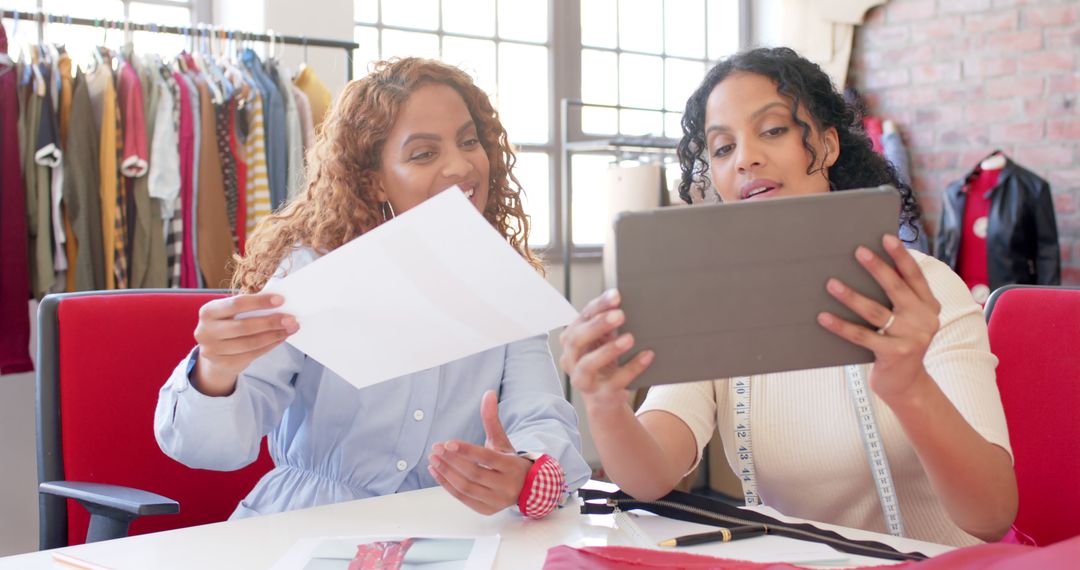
614;186;901;389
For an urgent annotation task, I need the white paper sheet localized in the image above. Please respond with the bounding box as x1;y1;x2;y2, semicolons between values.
255;188;578;390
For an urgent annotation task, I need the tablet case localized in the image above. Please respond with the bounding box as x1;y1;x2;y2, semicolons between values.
614;186;901;388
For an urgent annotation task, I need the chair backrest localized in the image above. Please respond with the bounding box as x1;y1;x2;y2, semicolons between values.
984;285;1080;546
36;290;275;549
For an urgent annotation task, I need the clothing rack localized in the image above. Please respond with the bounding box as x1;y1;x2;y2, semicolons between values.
1;10;360;83
559;98;679;300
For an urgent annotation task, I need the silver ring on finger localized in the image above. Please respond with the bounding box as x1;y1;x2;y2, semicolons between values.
876;312;896;335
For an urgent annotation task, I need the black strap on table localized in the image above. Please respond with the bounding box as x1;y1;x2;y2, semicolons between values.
579;488;929;562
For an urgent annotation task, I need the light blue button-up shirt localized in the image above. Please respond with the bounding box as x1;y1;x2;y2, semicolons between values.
154;249;590;519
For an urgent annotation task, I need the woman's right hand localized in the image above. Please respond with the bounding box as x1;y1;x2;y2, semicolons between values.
558;289;654;412
192;293;299;396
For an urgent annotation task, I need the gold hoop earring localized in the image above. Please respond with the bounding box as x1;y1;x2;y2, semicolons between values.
381;201;396;222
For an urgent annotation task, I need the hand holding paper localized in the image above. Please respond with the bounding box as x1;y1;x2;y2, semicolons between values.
255;187;578;389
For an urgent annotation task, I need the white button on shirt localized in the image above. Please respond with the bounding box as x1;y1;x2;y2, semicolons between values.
396;460;408;471
413;410;425;421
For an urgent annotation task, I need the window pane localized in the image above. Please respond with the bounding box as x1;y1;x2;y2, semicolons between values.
442;37;496;97
42;0;123;20
619;53;662;109
514;152;551;247
582;107;618;135
3;10;40;54
707;0;740;60
581;49;617;106
497;42;548;144
665;57;703;111
355;0;378;23
354;26;380;78
665;0;704;58
498;0;547;43
581;0;616;48
381;0;438;31
130;3;190;56
443;0;495;36
381;29;440;60
665;112;683;138
571;154;614;245
619;109;664;136
618;0;661;53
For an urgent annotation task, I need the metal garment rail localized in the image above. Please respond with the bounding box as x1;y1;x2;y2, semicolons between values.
1;10;360;82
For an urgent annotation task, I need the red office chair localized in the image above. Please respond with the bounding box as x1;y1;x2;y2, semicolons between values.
36;290;275;549
985;285;1080;546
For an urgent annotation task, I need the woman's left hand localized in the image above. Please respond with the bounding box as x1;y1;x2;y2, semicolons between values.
428;390;533;515
817;234;941;403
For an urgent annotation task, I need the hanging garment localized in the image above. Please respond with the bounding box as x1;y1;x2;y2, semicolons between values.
292;84;314;153
215;94;239;251
173;70;198;288
244;90;272;237
0;23;33;373
129;55;166;289
44;60;68;291
243;49;286;209
28;63;56;299
878;125;930;254
270;60;304;200
229;86;248;254
293;65;331;133
58;52;76;292
150;66;183;288
935;152;1060;289
118;61;149;287
87;63;121;289
955;167;998;304
64;70;105;291
179;72;203;287
194;77;235;289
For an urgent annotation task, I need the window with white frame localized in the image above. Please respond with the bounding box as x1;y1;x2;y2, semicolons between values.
571;0;740;246
2;0;197;66
353;0;553;247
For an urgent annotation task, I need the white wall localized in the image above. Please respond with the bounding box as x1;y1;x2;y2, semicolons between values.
0;303;40;557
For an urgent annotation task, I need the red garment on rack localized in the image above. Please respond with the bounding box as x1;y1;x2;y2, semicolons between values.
863;116;884;155
957;167;999;304
0;24;33;374
173;72;198;288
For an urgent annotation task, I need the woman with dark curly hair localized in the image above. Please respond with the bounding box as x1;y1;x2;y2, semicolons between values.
155;58;589;520
561;48;1017;547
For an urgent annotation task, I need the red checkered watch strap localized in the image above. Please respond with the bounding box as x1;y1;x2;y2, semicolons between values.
517;453;566;519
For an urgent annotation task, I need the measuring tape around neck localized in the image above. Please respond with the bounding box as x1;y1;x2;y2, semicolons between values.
730;365;906;537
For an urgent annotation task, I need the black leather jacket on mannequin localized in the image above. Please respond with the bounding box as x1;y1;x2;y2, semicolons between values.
934;153;1060;289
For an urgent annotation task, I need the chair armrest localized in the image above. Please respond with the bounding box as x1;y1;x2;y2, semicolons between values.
40;481;179;516
39;481;179;543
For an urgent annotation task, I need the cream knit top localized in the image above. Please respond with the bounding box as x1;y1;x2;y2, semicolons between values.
638;251;1012;547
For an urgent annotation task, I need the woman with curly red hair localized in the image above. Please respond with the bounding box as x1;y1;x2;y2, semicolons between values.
154;58;589;519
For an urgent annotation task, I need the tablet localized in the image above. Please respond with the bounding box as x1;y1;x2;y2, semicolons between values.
614;185;901;389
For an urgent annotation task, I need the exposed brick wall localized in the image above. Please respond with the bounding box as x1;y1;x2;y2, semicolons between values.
850;0;1080;283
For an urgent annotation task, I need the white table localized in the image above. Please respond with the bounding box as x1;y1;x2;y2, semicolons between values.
0;484;952;569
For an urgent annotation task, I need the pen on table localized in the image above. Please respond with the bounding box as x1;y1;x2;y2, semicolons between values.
657;524;769;547
51;552;114;570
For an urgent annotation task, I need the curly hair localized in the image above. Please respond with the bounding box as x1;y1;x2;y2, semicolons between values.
231;58;539;292
676;47;922;241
